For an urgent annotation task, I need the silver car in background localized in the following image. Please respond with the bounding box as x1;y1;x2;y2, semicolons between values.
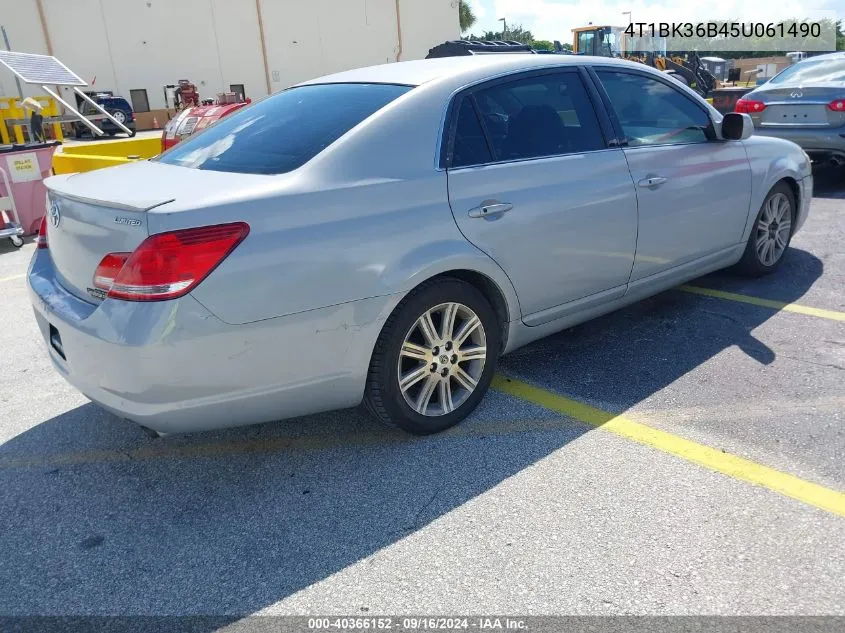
29;55;812;437
736;52;845;166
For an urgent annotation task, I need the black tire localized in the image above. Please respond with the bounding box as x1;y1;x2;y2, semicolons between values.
108;108;128;124
364;278;500;435
734;182;796;276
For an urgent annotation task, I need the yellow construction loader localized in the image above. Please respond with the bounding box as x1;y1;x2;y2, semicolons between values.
571;25;718;99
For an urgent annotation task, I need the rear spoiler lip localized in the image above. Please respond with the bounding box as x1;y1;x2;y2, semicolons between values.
47;187;175;213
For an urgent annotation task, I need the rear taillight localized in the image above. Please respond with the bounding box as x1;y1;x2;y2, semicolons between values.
735;99;767;114
93;252;130;290
93;222;249;301
36;216;48;249
178;116;199;139
164;110;189;140
827;99;845;111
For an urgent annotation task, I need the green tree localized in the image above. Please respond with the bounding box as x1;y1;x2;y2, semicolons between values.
532;39;554;51
459;1;477;34
466;23;535;45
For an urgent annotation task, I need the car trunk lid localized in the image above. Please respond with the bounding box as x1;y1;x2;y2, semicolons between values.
759;86;845;128
43;160;223;304
44;160;288;304
45;189;163;303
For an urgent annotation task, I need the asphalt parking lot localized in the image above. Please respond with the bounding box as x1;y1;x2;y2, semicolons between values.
0;167;843;623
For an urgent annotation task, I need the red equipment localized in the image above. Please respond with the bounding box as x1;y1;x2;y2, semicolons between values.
175;79;200;108
161;95;251;152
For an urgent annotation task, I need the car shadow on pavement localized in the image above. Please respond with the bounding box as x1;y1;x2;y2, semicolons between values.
499;247;824;412
692;244;825;306
0;249;823;628
0;396;584;627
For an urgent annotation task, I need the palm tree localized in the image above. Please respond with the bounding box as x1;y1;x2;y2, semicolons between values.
459;0;477;33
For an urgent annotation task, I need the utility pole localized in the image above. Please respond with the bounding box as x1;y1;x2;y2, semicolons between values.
498;17;508;41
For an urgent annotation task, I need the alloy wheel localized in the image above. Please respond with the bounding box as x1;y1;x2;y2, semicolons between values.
755;192;792;267
397;302;487;417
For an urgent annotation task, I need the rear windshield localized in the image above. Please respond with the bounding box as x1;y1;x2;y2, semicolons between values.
769;57;845;85
156;83;412;175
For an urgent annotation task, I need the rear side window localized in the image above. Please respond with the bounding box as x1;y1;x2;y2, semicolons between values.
467;72;605;163
157;83;412;175
451;98;493;167
596;71;711;146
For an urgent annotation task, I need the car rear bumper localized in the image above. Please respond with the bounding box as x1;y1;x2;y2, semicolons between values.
28;250;397;434
754;126;845;158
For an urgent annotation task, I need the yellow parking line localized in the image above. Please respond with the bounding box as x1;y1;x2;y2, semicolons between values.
679;285;845;322
0;273;24;283
492;375;845;518
3;373;844;520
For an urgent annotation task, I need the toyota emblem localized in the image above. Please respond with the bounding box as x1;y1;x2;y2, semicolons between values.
48;198;61;228
790;91;803;98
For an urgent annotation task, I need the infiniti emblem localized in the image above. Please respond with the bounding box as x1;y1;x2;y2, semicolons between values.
790;90;803;98
48;198;61;228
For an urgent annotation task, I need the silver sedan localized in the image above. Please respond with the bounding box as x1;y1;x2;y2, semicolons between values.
736;52;845;166
29;55;812;435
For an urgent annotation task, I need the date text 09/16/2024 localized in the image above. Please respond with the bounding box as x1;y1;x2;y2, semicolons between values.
307;617;527;631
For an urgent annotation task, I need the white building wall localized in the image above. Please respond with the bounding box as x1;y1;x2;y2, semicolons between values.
399;0;461;61
211;0;267;101
0;0;458;111
0;0;49;99
43;0;117;97
260;0;404;90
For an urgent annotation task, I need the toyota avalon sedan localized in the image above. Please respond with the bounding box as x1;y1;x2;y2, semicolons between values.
29;55;812;436
735;51;845;166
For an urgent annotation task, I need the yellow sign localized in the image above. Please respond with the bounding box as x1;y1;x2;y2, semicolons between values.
5;152;41;183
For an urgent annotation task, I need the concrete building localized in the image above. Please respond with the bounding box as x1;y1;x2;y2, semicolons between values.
0;0;459;128
731;56;791;84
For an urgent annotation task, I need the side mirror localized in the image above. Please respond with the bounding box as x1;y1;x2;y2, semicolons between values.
721;112;754;141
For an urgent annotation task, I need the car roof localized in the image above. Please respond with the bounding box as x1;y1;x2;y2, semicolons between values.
297;54;638;88
799;52;845;62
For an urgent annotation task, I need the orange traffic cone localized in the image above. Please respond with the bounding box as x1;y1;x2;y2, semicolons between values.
152;116;159;128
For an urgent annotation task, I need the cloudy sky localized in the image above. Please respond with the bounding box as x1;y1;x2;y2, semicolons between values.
463;0;843;42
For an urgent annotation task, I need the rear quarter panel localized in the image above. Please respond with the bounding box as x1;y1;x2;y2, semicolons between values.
159;173;518;326
739;135;812;241
165;173;470;324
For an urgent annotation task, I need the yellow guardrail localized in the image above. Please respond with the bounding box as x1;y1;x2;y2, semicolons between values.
0;95;63;143
52;136;161;175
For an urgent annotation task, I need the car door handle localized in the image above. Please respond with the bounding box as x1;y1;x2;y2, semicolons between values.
468;202;513;218
637;176;668;188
